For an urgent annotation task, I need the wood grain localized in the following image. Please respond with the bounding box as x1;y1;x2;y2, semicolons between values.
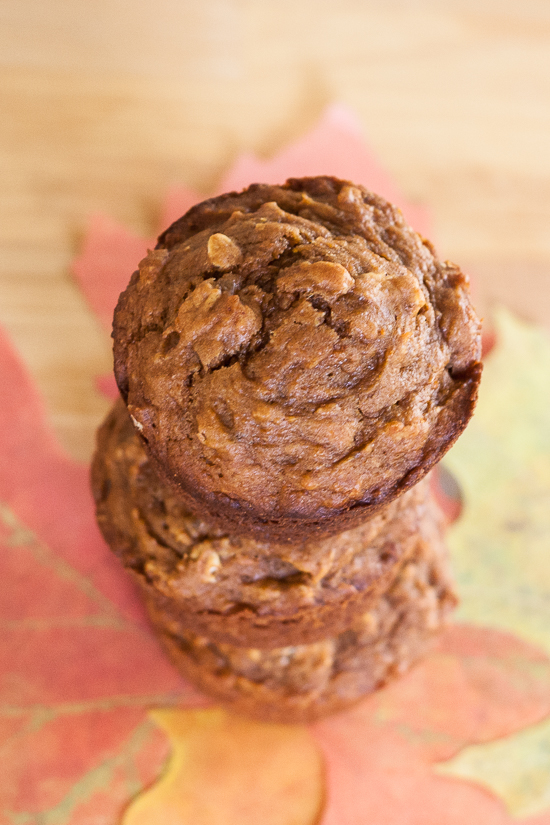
1;0;549;460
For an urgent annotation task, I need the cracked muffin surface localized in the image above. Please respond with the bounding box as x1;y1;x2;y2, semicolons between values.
113;176;481;538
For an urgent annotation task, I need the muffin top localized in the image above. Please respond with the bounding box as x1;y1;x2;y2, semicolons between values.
113;176;481;538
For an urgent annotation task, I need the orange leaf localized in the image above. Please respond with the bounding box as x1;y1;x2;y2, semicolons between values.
123;708;324;825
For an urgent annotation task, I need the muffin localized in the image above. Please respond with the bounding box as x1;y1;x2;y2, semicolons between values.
113;176;482;541
94;174;477;722
92;399;438;648
148;515;456;723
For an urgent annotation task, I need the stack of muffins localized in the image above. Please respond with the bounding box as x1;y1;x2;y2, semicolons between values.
92;176;482;722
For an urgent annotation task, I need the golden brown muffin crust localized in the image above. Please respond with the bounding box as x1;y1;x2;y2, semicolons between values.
92;399;438;647
151;521;457;723
113;176;481;539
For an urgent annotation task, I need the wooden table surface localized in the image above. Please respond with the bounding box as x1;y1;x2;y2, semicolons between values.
1;0;549;462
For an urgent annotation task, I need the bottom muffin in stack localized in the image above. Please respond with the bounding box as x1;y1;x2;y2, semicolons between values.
92;401;456;722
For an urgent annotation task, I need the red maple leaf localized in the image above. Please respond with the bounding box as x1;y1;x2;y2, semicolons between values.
313;624;550;824
0;325;205;822
3;105;550;824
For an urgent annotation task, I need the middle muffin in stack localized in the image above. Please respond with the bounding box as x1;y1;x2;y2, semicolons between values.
93;176;482;721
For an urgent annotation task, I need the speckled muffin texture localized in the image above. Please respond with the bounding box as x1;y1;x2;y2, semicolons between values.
148;520;457;723
113;176;481;540
92;399;438;648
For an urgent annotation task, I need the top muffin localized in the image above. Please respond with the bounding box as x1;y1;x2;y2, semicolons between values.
113;176;481;540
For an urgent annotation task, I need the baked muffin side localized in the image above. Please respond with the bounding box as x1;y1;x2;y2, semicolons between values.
92;398;438;647
149;514;456;723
